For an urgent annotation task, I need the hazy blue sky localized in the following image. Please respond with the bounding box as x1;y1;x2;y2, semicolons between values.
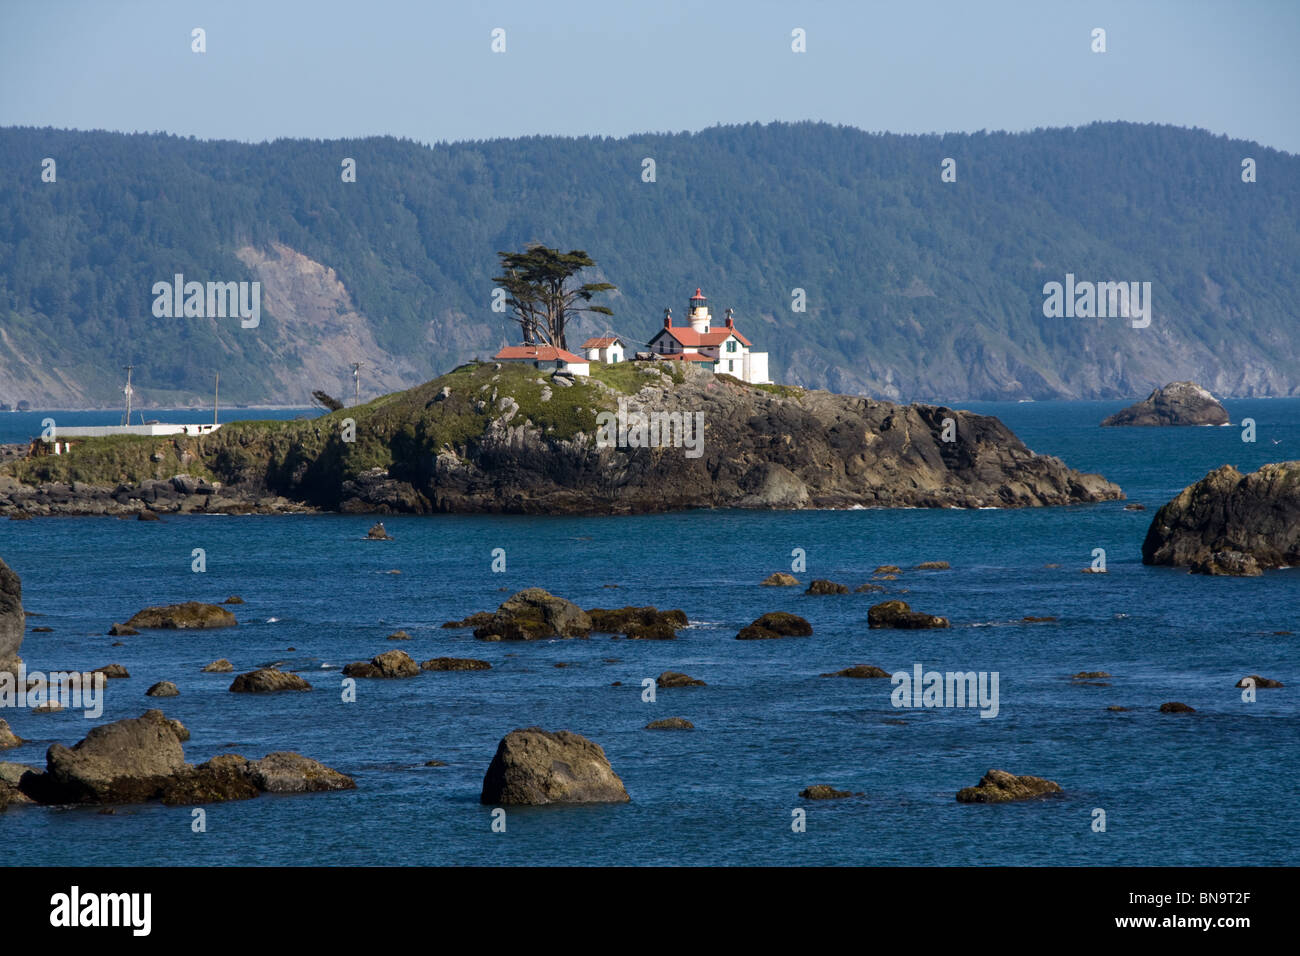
2;0;1297;151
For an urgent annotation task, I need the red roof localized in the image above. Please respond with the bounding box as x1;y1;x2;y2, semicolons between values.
494;345;587;364
581;336;622;348
691;288;706;299
652;326;753;349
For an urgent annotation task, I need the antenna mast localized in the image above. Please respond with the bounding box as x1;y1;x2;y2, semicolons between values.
121;364;134;426
351;362;363;406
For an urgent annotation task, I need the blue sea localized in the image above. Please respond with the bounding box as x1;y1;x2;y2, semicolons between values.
1;400;1297;866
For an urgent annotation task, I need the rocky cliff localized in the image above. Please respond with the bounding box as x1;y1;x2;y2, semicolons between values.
0;362;1123;516
1142;462;1300;574
0;556;22;675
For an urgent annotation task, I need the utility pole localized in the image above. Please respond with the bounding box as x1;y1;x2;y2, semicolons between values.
122;365;134;426
350;362;363;406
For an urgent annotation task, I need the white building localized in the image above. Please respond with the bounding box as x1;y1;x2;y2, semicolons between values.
580;336;626;364
644;289;771;384
493;344;590;376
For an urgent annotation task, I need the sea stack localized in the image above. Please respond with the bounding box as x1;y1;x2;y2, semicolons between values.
1100;382;1229;427
0;556;23;677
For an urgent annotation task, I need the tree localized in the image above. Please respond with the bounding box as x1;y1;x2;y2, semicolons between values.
493;245;615;350
312;389;344;412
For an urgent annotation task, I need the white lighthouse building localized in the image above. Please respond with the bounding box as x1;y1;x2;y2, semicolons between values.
645;289;771;384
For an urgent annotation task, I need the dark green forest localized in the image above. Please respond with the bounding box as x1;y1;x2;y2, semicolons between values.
0;121;1296;406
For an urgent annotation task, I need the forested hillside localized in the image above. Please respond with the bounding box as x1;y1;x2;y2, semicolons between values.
0;121;1296;407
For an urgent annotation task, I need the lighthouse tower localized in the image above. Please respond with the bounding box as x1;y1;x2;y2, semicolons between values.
687;288;711;333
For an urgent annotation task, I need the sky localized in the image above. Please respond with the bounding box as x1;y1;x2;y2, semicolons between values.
1;0;1297;152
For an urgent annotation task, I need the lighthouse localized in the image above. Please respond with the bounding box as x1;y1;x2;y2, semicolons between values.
687;288;711;333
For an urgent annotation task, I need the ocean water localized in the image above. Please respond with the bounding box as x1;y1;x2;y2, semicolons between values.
0;399;1297;866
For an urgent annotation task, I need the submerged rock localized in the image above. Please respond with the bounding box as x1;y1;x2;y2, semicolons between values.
800;784;852;800
656;671;706;688
420;657;492;671
1142;462;1300;574
955;769;1062;803
854;582;886;593
107;622;138;636
473;588;592;641
805;579;849;595
822;665;890;678
342;649;419;678
645;717;694;730
480;727;629;805
914;561;950;570
1237;674;1283;689
229;668;312;693
1159;701;1196;713
736;612;813;640
867;600;949;629
125;602;237;630
1101;382;1229;427
588;606;687;640
760;572;800;586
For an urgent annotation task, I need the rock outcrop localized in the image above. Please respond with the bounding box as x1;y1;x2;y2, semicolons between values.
473;589;592;641
822;665;890;678
800;784;852;800
16;710;353;807
125;602;237;630
588;606;687;640
342;649;419;678
145;681;180;697
760;573;799;586
1237;675;1283;689
867;600;950;629
479;727;629;805
201;659;234;673
0;718;23;749
420;657;492;671
0;556;23;675
656;671;706;688
955;769;1063;803
1101;382;1230;427
736;612;814;640
1142;463;1300;574
228;668;312;693
645;717;694;730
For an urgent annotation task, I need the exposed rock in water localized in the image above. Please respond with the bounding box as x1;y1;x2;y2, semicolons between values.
1159;701;1196;713
472;588;592;641
1100;382;1229;427
1237;674;1283;689
229;668;312;693
366;522;393;540
125;601;238;630
805;579;848;595
1022;616;1057;623
342;649;419;678
1124;503;1146;511
873;565;902;575
441;612;493;629
420;657;491;671
760;572;799;586
822;665;890;678
1071;671;1111;679
955;769;1063;803
0;718;22;749
107;622;138;636
480;727;629;806
137;510;160;521
201;659;234;673
386;630;412;641
243;752;356;793
867;600;950;629
223;595;245;605
656;671;706;688
22;709;187;804
0;556;23;676
914;561;950;570
1142;462;1300;574
854;582;886;593
800;784;852;800
145;681;179;698
588;606;687;640
736;611;814;640
94;663;130;679
645;717;694;730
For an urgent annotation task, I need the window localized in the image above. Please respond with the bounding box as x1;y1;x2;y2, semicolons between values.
726;339;737;353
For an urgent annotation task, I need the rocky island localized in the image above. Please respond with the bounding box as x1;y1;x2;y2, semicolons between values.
0;362;1122;517
1100;381;1230;427
1142;461;1300;575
